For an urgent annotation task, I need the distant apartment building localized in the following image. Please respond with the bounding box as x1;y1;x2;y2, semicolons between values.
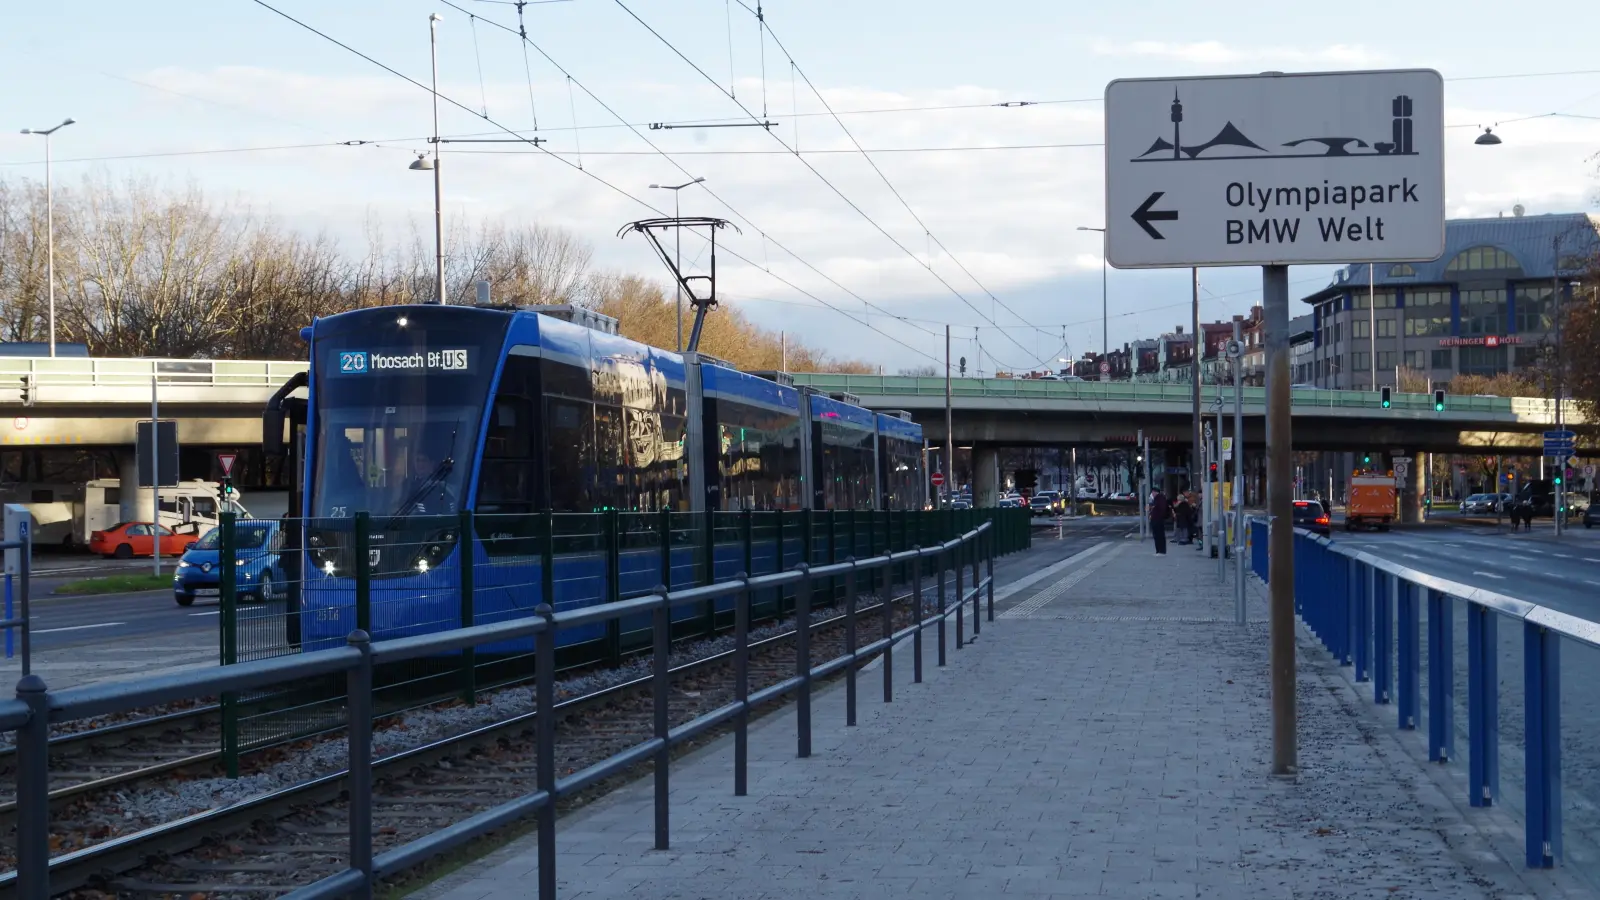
1298;212;1599;389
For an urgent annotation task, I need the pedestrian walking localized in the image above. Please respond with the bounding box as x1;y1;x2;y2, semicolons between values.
1149;487;1170;555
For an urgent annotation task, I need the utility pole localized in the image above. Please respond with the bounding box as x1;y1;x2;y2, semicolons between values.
1264;263;1297;776
429;14;445;304
19;118;75;355
1368;263;1377;388
1232;319;1246;622
945;325;954;509
1553;236;1565;536
151;374;161;578
1192;267;1204;557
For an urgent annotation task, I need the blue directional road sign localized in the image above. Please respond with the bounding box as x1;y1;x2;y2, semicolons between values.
1544;440;1575;456
1544;430;1576;442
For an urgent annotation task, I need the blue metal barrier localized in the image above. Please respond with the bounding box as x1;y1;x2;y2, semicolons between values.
1280;529;1599;873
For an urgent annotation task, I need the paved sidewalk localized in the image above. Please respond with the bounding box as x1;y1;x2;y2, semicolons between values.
414;536;1584;900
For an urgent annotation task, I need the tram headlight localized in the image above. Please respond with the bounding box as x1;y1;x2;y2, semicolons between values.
416;559;430;573
323;559;336;576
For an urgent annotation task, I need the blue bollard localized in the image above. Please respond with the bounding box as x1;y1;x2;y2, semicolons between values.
1467;603;1498;807
1373;572;1393;705
1397;580;1420;730
1427;589;1454;762
1523;622;1561;868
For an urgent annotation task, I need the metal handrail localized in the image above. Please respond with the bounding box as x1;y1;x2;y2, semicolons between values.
1265;521;1600;872
0;357;309;389
9;520;1000;900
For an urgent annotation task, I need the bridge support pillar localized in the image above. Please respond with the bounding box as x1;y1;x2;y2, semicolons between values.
974;445;1000;508
117;449;154;524
1399;456;1425;524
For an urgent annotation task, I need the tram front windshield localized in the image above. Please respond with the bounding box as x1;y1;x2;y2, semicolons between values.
309;309;506;520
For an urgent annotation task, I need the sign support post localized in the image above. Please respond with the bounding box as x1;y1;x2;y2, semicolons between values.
1231;321;1246;623
1263;263;1296;775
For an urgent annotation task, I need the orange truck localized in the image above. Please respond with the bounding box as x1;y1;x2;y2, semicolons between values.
1346;472;1397;531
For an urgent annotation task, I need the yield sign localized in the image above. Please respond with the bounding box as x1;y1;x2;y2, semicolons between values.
218;453;238;476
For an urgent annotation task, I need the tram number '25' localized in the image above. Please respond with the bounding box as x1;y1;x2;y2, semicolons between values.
339;351;369;374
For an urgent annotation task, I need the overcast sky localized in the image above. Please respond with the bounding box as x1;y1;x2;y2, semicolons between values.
4;0;1598;371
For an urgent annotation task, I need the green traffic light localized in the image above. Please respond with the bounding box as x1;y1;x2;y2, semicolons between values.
1381;400;1391;409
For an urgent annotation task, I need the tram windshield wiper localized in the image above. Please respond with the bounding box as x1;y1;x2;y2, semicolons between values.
388;456;454;521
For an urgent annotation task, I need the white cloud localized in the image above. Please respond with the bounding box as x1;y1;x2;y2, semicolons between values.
1088;39;1381;67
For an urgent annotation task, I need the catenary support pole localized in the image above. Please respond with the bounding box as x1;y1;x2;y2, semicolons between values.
1265;263;1297;775
945;325;954;508
1192;266;1203;555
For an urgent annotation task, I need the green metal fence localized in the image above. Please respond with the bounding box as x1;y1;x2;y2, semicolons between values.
217;506;1031;771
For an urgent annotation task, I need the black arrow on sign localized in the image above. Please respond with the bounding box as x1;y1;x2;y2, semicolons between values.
1132;191;1179;239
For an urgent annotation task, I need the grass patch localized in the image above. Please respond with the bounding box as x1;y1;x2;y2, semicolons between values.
54;573;173;595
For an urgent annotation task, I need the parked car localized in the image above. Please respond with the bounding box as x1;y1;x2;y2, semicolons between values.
1292;500;1331;536
88;522;191;559
173;521;286;607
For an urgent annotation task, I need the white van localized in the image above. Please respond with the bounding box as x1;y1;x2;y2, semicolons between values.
5;479;248;549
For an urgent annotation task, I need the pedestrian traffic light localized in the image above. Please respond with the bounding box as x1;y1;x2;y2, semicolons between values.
1433;389;1446;411
1380;386;1391;409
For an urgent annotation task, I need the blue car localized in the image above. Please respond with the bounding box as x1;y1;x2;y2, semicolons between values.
173;521;285;607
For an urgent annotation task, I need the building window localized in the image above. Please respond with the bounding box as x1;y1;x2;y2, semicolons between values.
1389;264;1416;277
1514;284;1554;333
1352;319;1369;339
1350;351;1369;373
1432;349;1452;370
1405;289;1451;336
1333;322;1343;344
1403;350;1427;370
1460;288;1507;336
1514;346;1544;370
1445;246;1521;273
1458;345;1507;376
1558;255;1587;273
1376;318;1396;338
1353;289;1398;310
1377;351;1397;371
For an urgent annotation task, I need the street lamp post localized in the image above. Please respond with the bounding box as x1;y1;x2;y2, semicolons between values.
649;178;706;352
408;15;446;304
1076;226;1108;373
20;118;75;357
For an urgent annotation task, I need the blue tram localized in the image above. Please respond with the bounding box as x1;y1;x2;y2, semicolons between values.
266;303;924;652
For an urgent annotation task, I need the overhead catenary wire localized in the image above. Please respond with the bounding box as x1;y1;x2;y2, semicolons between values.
248;0;947;367
752;7;1058;346
444;0;945;339
610;0;1055;367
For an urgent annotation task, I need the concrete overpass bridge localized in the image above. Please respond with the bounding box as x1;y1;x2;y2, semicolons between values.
789;373;1582;454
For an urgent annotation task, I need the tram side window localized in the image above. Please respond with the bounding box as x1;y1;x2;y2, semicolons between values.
593;405;625;511
712;399;801;510
545;397;595;512
477;354;541;515
657;414;688;512
879;437;922;510
820;422;876;510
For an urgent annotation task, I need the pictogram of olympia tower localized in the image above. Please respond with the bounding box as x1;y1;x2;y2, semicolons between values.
1170;89;1183;159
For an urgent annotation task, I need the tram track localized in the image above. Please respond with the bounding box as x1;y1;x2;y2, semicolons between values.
2;584;947;899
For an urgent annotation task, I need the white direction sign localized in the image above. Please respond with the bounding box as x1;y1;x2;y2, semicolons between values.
1104;69;1444;269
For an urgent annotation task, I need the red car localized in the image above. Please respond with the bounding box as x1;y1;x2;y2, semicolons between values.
88;522;192;559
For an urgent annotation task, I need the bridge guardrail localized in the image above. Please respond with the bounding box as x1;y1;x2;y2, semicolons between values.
9;518;1001;900
0;357;309;389
1254;519;1600;881
792;373;1572;422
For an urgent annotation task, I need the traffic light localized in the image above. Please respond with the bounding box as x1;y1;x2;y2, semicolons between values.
18;374;31;407
1380;386;1391;409
1554;475;1563;486
1362;453;1371;465
1433;389;1446;412
1209;462;1218;479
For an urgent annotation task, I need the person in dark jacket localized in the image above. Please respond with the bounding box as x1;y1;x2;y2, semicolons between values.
1149;488;1170;554
1173;495;1194;545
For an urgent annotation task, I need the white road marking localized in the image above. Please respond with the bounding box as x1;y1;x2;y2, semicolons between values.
1584;558;1600;564
1586;580;1600;588
189;610;221;617
1472;571;1506;580
1401;553;1425;561
33;622;127;635
1523;548;1546;555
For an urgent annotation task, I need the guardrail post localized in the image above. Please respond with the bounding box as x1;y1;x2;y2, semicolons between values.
701;512;716;632
354;512;372;634
775;508;787;615
969;531;981;636
346;629;374;899
651;585;671;849
1397;580;1420;730
911;549;924;684
658;508;673;592
845;558;858;727
1427;589;1454;763
827;511;838;605
1354;561;1371;683
605;509;622;666
1374;571;1394;704
735;572;750;796
986;527;995;622
936;545;947;667
795;564;812;758
1337;552;1352;665
1467;603;1499;807
802;506;814;567
882;554;894;704
459;510;476;704
220;511;240;778
955;541;965;650
1524;621;1561;868
16;674;50;900
534;602;558;898
539;509;556;630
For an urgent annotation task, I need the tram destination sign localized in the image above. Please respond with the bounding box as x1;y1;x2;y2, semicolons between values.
1103;69;1444;269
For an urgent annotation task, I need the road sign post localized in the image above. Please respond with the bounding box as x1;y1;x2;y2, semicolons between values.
1105;68;1445;777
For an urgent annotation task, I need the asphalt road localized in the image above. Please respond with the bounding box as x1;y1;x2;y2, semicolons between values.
1330;519;1600;619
